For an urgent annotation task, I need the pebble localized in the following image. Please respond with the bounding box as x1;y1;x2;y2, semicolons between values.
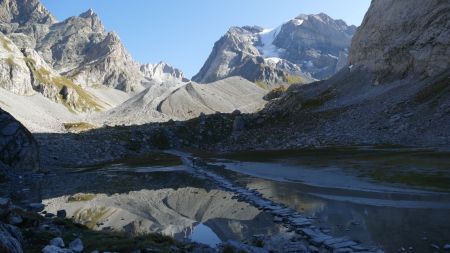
431;244;440;250
69;238;84;253
45;213;55;218
0;197;11;215
8;213;23;225
57;210;67;218
28;203;45;212
50;237;65;248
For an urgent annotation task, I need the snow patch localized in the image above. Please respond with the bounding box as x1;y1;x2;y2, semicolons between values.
257;26;285;58
313;14;324;23
291;19;304;26
327;54;339;59
264;57;283;64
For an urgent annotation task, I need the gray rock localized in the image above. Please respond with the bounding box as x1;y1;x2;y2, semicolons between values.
49;237;65;248
1;123;19;136
349;0;450;81
56;210;67;218
8;214;22;225
69;238;83;253
0;109;39;171
28;203;45;212
35;13;143;92
231;110;241;116
42;245;73;253
233;116;246;132
0;0;55;29
0;223;23;253
0;197;10;211
140;62;187;85
0;33;34;96
431;244;440;250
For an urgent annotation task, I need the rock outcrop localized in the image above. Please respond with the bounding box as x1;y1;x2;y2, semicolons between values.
349;0;450;82
0;0;55;32
0;33;33;95
0;222;23;253
193;13;356;87
0;108;39;170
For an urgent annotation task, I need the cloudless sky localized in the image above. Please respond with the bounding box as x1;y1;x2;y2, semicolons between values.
41;0;371;78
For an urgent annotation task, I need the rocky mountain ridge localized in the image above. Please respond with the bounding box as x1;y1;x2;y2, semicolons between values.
193;13;356;88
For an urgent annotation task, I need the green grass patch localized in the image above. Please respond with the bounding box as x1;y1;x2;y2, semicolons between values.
118;152;182;167
6;56;16;68
255;80;269;90
24;57;103;112
23;216;180;253
370;170;450;191
53;218;176;252
68;193;96;202
64;122;97;133
73;207;111;229
286;74;308;85
1;36;12;52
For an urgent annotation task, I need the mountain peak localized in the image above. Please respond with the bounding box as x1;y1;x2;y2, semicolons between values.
79;8;97;19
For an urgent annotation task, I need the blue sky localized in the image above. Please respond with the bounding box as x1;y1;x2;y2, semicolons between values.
41;0;371;78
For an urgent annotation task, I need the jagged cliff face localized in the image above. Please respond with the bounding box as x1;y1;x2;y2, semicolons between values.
0;2;144;93
141;62;187;85
0;33;33;95
0;0;55;27
0;31;105;113
36;9;143;92
349;0;450;82
193;13;355;88
273;14;355;79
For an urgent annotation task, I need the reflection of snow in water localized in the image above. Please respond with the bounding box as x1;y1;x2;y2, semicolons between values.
188;223;221;248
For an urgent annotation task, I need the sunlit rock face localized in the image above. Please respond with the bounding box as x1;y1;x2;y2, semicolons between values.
35;10;143;92
349;0;450;81
140;62;187;86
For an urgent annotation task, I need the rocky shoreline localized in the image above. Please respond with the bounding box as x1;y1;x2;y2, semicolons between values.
176;152;382;253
